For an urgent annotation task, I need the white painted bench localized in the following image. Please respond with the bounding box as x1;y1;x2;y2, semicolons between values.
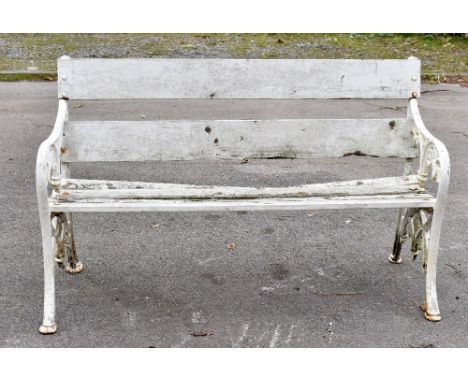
36;56;450;334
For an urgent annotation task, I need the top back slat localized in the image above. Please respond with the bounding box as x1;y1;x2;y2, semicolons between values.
57;57;420;100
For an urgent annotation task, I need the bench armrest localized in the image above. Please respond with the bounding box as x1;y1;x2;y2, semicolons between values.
408;98;450;203
36;99;68;195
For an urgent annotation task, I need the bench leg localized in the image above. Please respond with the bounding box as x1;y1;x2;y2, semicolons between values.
389;159;414;264
39;212;57;334
421;208;443;322
64;213;83;274
388;207;443;321
389;208;407;264
57;163;83;274
52;213;83;274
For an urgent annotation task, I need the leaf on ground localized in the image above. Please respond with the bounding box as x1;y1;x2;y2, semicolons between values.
151;223;160;228
409;343;435;348
191;330;213;337
226;243;236;250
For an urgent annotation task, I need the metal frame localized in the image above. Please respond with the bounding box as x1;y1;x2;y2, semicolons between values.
36;99;84;334
389;97;450;321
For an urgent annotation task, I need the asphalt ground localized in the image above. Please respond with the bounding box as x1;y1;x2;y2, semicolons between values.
0;82;467;347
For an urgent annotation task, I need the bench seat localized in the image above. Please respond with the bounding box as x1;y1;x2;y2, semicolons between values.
49;175;435;212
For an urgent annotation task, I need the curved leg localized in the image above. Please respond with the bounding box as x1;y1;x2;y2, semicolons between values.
422;208;443;322
401;208;441;321
39;212;57;334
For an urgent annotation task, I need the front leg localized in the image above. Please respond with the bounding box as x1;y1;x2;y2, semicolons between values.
38;211;57;334
421;206;444;322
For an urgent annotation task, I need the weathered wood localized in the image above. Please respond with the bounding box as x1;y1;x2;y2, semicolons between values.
61;118;417;163
58;57;421;99
54;175;426;201
49;194;436;213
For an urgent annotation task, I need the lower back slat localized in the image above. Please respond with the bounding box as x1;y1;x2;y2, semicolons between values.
61;118;417;162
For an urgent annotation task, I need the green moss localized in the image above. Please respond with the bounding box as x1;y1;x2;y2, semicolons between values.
0;72;56;81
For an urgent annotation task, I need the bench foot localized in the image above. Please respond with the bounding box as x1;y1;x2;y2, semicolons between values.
388;254;403;264
39;323;57;335
420;303;441;322
66;261;84;274
424;312;442;322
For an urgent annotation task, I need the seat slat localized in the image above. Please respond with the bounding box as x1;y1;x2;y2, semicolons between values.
61;118;417;162
58;58;420;99
55;175;425;201
49;175;435;212
49;194;436;213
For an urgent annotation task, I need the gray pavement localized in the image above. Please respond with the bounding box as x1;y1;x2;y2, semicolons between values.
0;82;467;347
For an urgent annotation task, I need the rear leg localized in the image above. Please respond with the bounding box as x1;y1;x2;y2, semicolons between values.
58;163;83;274
53;213;83;274
389;208;408;264
389;159;415;264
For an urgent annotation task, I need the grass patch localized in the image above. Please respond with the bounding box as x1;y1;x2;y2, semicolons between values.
0;72;56;81
0;33;466;82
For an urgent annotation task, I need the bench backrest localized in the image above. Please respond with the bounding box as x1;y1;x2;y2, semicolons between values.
58;57;420;163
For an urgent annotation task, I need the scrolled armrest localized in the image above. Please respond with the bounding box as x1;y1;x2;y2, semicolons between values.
36;99;68;193
408;98;450;197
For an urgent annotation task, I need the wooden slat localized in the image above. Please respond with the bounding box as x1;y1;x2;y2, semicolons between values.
49;194;436;213
54;176;425;201
61;118;417;163
57;58;421;99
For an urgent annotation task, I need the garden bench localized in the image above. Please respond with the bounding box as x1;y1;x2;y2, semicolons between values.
36;56;450;334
